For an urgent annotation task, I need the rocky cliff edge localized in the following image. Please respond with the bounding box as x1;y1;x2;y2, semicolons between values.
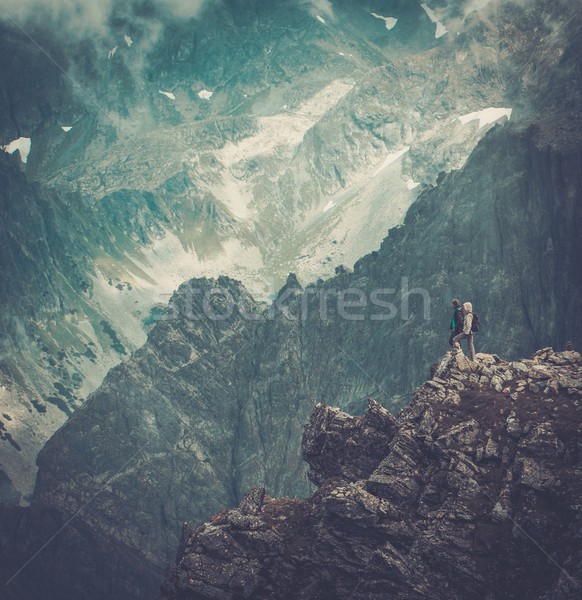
161;348;582;600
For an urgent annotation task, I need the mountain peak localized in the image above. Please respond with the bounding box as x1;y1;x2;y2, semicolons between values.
276;272;303;299
161;347;582;600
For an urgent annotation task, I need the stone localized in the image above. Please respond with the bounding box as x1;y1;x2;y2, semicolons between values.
518;423;565;458
427;380;445;391
558;376;582;389
518;457;557;490
513;362;530;375
484;437;500;459
239;487;266;516
438;419;481;447
506;412;522;438
490;376;504;392
528;366;553;380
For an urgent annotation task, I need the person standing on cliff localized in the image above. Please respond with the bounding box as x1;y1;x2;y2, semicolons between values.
449;299;464;348
453;301;476;361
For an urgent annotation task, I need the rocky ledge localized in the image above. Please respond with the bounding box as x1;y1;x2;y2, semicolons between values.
161;348;582;600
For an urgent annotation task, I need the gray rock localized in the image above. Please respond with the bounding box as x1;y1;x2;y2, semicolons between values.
518;423;565;458
484;437;500;459
239;487;266;516
162;353;582;600
506;412;522;438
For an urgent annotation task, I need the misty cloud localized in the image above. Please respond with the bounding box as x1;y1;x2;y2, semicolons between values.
304;0;335;19
463;0;493;15
161;0;207;19
0;0;114;34
0;0;210;34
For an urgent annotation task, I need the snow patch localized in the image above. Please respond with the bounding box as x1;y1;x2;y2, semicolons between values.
373;146;410;177
435;22;448;38
124;35;133;47
458;107;512;129
2;137;31;163
128;232;264;305
207;81;354;222
108;46;118;59
420;3;448;38
198;89;213;100
316;15;326;24
370;13;397;30
159;90;176;101
61;126;73;132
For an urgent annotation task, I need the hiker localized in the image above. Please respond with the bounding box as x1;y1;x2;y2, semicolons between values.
449;299;464;348
453;301;476;361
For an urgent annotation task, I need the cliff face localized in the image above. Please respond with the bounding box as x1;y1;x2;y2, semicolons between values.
162;348;582;600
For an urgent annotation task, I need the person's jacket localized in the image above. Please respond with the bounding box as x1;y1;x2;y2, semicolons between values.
451;307;464;332
463;311;473;335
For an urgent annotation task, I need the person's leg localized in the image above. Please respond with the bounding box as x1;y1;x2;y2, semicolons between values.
468;334;476;361
452;332;466;352
448;331;456;347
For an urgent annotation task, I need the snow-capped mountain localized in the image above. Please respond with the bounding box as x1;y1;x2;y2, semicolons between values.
0;0;569;501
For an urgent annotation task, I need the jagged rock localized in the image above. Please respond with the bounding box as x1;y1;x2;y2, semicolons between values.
518;457;557;491
438;419;481;447
506;411;522;438
303;400;397;487
484;436;500;459
239;487;266;516
490;376;504;392
162;351;582;600
518;423;565;458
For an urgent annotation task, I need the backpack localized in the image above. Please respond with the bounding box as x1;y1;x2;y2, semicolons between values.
471;312;480;333
453;307;465;330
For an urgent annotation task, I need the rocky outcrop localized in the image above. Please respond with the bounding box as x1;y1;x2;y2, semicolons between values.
162;348;582;599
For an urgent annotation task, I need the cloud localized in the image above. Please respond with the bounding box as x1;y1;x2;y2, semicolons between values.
0;0;210;34
160;0;208;19
463;0;494;15
303;0;335;19
0;0;114;34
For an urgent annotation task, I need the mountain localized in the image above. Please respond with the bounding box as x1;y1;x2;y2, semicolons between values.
0;1;581;598
161;347;582;599
0;503;163;600
30;115;582;576
0;0;560;501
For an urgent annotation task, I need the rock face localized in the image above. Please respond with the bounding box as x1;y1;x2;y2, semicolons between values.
162;348;582;599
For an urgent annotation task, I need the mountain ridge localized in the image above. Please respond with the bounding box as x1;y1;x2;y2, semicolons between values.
30;118;582;574
2;0;566;501
161;346;582;599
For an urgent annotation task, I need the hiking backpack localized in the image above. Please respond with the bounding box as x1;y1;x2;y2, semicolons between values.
471;312;480;333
